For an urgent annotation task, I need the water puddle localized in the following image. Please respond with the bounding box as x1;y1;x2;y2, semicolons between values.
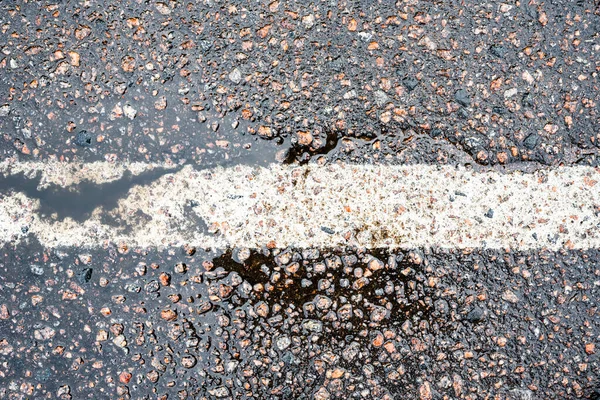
0;135;294;222
0;167;182;221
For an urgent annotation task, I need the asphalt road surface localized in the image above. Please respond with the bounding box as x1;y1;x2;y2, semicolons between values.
1;1;599;399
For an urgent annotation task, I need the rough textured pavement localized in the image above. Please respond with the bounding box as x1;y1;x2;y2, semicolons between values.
1;244;599;399
0;1;599;399
1;0;599;167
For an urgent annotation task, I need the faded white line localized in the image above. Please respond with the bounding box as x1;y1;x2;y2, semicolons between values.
1;162;599;250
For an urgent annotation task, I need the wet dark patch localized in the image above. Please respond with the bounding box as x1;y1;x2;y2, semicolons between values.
212;248;456;342
211;249;274;286
281;128;340;165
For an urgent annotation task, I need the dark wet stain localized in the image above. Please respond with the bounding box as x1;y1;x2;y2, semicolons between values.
281;128;340;165
211;249;274;286
210;248;436;340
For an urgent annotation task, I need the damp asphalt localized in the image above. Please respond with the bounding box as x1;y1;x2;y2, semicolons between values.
0;1;599;399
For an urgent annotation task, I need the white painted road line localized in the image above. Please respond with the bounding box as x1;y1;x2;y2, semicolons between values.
1;162;599;250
